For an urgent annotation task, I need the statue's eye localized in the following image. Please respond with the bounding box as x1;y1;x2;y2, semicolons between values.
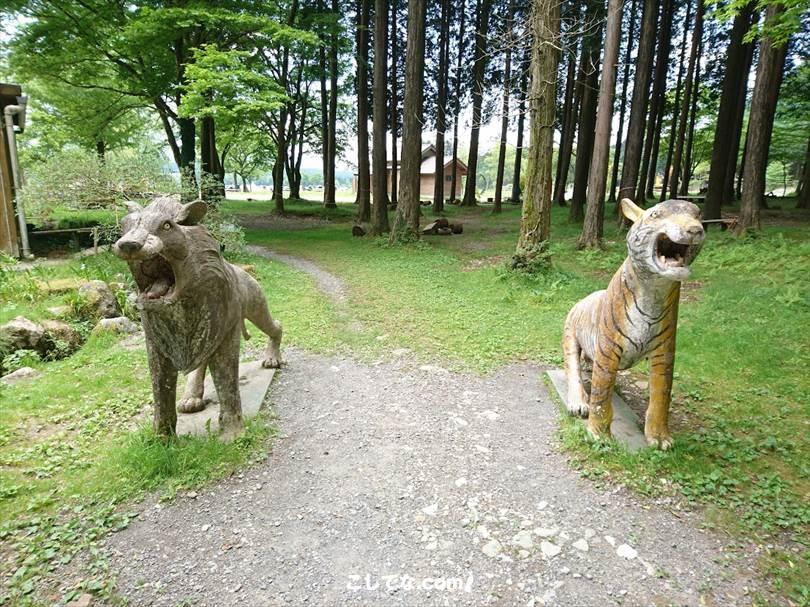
162;221;172;231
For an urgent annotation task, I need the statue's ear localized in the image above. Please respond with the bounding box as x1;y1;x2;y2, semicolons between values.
125;201;142;215
620;198;644;223
175;200;207;225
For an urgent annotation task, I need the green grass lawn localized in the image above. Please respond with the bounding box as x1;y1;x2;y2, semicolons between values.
237;200;810;604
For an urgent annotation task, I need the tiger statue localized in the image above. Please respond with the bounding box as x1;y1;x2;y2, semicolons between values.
563;198;705;449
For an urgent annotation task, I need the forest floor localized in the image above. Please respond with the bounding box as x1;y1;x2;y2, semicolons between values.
1;198;807;606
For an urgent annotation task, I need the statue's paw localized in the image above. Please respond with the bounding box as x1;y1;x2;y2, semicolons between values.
566;399;589;418
219;416;245;442
262;354;282;369
645;432;674;451
177;396;207;414
586;421;612;443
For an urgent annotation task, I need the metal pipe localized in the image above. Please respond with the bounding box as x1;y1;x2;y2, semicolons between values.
4;97;31;259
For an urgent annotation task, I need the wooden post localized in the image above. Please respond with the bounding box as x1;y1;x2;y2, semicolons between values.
0;84;22;258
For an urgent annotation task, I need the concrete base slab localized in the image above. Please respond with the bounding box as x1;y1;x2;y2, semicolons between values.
546;369;647;451
177;360;276;437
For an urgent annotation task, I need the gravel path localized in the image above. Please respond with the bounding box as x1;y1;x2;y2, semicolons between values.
105;348;758;606
246;245;347;304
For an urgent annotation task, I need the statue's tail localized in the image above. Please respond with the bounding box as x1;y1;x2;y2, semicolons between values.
241;320;251;341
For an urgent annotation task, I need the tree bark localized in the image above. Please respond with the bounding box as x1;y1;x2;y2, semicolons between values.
553;40;582;207
703;2;755;219
796;135;810;209
579;0;624;248
319;0;329;196
681;35;702;195
617;0;657;204
493;3;514;214
389;0;427;243
371;0;390;234
461;0;493;206
450;0;467;203
737;3;788;234
659;0;692;201
390;0;399;207
356;0;372;222
637;0;673;203
433;0;452;214
510;48;530;204
669;0;703;198
569;0;604;223
324;0;339;209
608;0;638;204
724;33;756;204
514;0;560;269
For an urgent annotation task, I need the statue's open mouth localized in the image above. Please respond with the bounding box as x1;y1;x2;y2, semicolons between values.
654;233;697;271
136;255;177;303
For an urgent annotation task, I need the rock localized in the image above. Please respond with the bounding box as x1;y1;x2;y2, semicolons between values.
534;527;557;538
616;544;638;560
78;280;121;319
37;277;82;295
421;503;438;517
0;366;40;385
46;305;70;318
540;541;561;558
352;225;366;237
94;317;139;335
512;530;534;549
451;223;463;234
65;594;93;607
482;539;502;557
572;539;589;552
41;320;83;354
0;316;44;351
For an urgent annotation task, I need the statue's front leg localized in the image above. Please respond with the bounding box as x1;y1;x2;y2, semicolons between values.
586;338;622;441
645;340;676;450
208;326;244;442
178;363;208;413
146;339;178;437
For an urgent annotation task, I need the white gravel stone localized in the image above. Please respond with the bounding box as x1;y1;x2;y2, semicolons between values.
540;541;561;558
617;544;638;560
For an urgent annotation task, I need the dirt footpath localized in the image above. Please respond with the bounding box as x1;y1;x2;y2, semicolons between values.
105;348;758;606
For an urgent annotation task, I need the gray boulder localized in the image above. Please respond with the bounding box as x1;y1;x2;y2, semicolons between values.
41;320;84;355
94;316;140;335
78;280;121;319
0;366;40;385
0;316;44;351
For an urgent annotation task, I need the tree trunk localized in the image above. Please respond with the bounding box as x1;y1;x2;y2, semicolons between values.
737;3;788;234
493;3;514;214
796;135;810;209
324;0;339;209
579;0;624;248
510;48;529;204
178;116;197;197
372;0;390;234
390;0;399;207
724;33;756;204
319;0;329;197
450;0;467;203
389;0;427;243
514;0;560;269
461;0;493;207
433;0;452;214
617;0;657;204
608;0;638;204
637;0;673;204
356;0;372;222
670;0;703;198
96;140;106;162
553;40;582;207
681;35;702;195
659;0;692;201
703;2;755;219
569;0;604;223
